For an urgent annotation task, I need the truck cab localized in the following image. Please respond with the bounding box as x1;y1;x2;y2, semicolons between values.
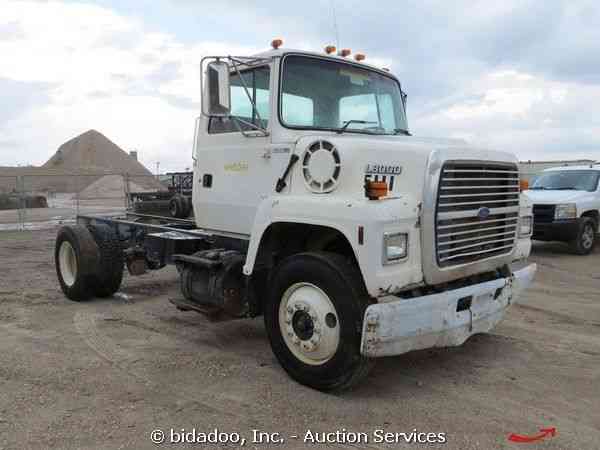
54;42;536;392
526;165;600;254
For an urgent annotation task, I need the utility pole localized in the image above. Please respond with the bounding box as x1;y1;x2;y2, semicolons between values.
155;162;160;180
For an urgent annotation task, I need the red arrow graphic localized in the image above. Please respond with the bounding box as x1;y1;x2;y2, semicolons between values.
508;427;557;443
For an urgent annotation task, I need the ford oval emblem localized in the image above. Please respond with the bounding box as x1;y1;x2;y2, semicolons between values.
478;207;491;220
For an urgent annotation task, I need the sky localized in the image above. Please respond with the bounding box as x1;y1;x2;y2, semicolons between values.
1;0;599;172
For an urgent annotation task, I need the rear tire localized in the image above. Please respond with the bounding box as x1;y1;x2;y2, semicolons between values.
169;195;188;218
264;252;373;392
55;225;99;301
571;217;596;255
88;224;124;297
183;196;193;218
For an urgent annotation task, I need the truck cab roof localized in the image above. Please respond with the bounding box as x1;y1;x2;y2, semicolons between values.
249;47;398;79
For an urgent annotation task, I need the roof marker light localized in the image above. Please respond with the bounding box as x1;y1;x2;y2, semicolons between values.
339;48;351;57
271;39;283;49
354;53;366;61
325;45;337;54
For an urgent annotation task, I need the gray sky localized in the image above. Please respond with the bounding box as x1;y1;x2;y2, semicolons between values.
1;0;599;171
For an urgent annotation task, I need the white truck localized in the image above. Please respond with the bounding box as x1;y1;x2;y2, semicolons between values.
54;42;536;391
526;165;600;254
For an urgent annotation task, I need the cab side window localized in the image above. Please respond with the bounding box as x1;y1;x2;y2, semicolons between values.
209;66;270;134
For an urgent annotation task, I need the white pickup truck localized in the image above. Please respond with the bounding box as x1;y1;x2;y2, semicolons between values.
54;41;536;391
526;165;600;254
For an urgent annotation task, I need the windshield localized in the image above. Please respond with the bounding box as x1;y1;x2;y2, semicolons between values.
531;170;600;191
280;55;408;134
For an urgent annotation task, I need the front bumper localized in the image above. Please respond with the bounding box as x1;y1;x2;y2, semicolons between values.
360;264;537;357
533;219;580;242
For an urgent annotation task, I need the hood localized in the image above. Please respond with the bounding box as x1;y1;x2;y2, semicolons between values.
524;189;591;204
289;134;518;200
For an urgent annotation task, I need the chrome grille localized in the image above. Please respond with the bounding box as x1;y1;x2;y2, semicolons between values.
436;162;520;267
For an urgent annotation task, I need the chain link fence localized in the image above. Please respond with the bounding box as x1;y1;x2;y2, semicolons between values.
0;172;167;231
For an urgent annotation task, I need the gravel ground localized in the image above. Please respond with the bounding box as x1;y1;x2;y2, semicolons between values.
0;229;598;449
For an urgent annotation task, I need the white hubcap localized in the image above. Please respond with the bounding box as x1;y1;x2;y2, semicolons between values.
279;282;340;366
582;225;594;249
59;241;78;287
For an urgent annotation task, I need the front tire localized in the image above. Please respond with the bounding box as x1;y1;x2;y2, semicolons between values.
571;217;596;255
264;252;373;392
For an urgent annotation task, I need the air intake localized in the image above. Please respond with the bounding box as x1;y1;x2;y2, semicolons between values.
302;140;341;193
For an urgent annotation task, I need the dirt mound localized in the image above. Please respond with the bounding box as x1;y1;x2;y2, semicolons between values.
0;130;165;194
78;175;152;200
44;130;153;175
0;193;47;210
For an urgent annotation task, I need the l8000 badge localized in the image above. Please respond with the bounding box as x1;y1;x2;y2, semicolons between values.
364;164;402;191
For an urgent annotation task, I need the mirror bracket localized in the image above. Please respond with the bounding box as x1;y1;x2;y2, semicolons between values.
200;55;272;136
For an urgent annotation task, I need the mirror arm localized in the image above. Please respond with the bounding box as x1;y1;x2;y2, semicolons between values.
230;116;269;137
191;115;200;162
229;57;267;133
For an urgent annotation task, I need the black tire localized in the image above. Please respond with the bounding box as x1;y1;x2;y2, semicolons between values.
183;196;193;218
88;224;124;297
264;252;373;392
169;195;187;218
570;217;596;255
55;225;99;301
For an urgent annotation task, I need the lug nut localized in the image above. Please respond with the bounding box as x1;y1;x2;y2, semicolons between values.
302;342;314;351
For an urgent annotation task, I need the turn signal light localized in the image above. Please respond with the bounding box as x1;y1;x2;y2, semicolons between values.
325;45;337;54
354;53;366;61
271;38;283;49
520;179;529;191
339;48;351;57
365;181;388;200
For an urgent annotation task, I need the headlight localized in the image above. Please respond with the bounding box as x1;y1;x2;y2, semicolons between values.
383;232;408;264
519;216;533;237
555;204;577;220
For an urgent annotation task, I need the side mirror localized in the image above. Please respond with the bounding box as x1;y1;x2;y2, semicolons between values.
204;60;231;116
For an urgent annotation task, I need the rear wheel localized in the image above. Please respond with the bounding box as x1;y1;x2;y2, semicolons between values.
88;224;124;297
183;196;193;218
55;225;99;301
264;252;373;392
571;217;596;255
169;195;188;218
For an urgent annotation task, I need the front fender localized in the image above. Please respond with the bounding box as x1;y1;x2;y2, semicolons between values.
243;194;424;298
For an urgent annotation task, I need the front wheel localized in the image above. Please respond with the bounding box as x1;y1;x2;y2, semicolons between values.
571;217;596;255
264;252;373;392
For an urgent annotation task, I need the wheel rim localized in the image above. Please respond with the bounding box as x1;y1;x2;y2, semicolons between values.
169;201;177;217
582;224;595;249
278;282;340;366
59;241;77;287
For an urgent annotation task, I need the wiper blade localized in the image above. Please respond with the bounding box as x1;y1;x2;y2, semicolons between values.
554;187;577;190
336;120;376;134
